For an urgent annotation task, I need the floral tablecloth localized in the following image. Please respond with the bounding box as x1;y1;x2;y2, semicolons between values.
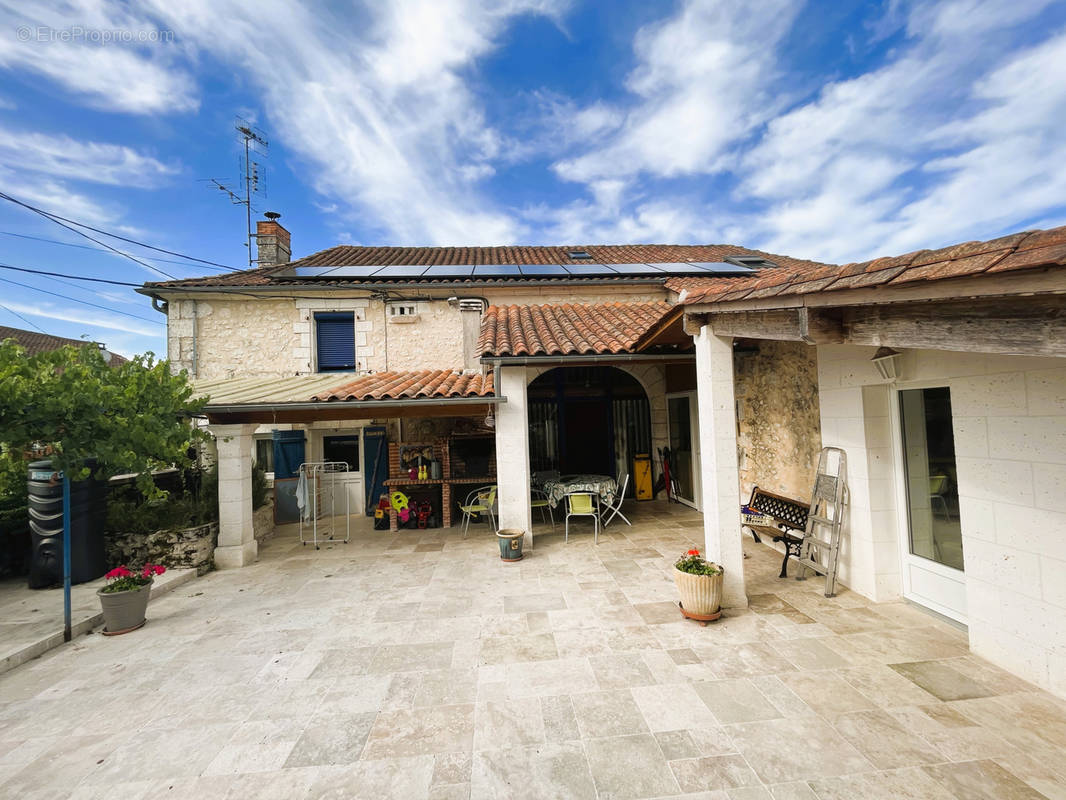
542;474;617;509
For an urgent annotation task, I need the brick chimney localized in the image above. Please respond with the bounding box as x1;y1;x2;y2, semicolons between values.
256;212;291;267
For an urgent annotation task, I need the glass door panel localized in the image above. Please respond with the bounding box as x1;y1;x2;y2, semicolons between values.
667;395;695;506
899;387;964;571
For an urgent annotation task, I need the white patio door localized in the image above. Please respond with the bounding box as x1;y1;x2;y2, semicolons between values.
666;392;702;510
894;385;967;623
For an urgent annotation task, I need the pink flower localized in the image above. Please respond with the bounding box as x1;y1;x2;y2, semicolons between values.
105;566;132;580
141;564;166;578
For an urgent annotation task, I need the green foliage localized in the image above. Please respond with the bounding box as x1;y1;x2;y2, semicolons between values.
674;548;722;576
252;462;269;510
106;466;218;535
0;340;206;497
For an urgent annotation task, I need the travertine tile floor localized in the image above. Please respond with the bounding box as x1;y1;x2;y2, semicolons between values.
1;500;1065;799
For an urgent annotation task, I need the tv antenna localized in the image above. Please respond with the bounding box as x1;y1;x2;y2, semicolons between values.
203;118;268;267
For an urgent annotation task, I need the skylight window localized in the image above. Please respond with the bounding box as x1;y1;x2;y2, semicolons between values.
724;254;777;269
567;250;592;260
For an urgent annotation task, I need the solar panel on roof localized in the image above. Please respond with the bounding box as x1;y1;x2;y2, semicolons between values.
654;262;714;274
472;264;522;277
278;266;340;278
423;264;475;277
563;263;617;274
600;263;665;274
371;264;430;278
688;261;756;273
519;264;569;276
318;266;382;278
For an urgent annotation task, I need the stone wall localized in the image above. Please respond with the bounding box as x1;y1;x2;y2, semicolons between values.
734;340;822;502
105;522;217;576
166;285;673;378
253;499;275;542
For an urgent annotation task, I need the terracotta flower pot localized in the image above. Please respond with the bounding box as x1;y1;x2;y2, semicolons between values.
674;567;723;616
97;580;152;635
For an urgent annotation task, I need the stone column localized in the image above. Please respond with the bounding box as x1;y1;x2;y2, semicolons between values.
210;423;259;569
694;326;747;608
495;366;533;549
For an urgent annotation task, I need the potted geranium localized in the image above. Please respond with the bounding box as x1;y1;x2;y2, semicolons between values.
97;563;165;635
674;548;723;623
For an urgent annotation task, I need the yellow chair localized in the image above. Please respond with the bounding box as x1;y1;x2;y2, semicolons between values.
460;485;497;537
565;492;599;543
531;487;555;529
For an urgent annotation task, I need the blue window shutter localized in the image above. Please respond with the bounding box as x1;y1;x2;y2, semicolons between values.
315;312;355;371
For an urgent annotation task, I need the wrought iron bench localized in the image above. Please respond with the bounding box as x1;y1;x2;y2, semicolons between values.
742;487;809;578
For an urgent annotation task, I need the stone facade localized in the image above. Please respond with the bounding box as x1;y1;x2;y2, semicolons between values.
734;340;822;502
105;522;217;576
253;499;275;543
167;285;673;378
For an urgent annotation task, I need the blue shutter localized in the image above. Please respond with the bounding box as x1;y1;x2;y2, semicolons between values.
315;312;355;371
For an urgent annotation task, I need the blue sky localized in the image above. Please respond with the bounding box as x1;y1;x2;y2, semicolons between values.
0;0;1064;357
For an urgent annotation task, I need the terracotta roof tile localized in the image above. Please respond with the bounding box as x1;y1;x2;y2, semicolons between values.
683;224;1066;306
0;325;127;366
311;370;494;402
479;301;673;357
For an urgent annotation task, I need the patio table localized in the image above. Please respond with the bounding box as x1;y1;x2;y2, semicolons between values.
543;474;617;509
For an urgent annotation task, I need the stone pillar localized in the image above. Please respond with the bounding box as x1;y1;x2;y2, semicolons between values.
694;326;747;608
495;366;533;549
210;423;259;568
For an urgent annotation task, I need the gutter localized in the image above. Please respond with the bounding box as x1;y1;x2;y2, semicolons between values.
480;353;693;366
202;395;506;414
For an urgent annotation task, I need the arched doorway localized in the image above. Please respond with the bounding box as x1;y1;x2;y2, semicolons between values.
528;366;651;483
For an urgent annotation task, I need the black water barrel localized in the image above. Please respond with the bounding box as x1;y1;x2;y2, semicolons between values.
27;460;107;589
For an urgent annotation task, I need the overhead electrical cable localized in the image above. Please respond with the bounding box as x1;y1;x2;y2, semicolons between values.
0;275;163;324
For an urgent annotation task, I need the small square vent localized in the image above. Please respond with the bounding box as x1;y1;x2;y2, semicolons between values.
567;250;592;260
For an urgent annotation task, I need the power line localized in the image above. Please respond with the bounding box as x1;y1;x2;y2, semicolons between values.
0;193;238;270
0;276;163;325
0;230;226;271
0;262;141;287
0;302;48;333
0;191;178;280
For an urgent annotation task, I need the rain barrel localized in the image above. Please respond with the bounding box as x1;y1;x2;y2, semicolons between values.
27;460;107;589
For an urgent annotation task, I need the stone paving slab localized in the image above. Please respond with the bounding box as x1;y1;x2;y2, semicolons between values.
0;566;197;675
1;502;1065;799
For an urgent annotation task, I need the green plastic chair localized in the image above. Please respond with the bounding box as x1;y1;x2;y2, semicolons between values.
565;492;599;543
460;485;497;537
531;487;555;529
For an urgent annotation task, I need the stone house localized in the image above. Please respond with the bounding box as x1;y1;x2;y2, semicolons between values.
139;216;1066;698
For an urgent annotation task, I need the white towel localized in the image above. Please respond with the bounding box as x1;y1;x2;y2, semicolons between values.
296;469;310;521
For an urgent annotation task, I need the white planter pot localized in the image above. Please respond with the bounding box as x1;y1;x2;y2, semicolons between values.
673;567;723;616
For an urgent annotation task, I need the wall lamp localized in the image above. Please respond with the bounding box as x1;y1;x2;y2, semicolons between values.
871;347;903;380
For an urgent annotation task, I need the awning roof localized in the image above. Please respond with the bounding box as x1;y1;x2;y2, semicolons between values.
192;370;499;424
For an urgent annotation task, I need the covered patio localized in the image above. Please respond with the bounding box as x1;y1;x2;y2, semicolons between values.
1;504;1064;799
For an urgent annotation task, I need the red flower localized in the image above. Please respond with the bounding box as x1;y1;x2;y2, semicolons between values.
141;564;166;578
105;566;132;580
686;549;700;557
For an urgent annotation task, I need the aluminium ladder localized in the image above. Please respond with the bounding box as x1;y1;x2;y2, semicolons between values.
795;447;848;597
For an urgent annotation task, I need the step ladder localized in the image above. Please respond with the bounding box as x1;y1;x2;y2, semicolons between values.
795;447;848;597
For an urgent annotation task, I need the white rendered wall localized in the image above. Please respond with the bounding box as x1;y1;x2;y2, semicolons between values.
818;344;1066;696
496;366;533;549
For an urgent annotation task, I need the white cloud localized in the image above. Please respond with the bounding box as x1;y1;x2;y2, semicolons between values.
0;128;177;186
738;1;1066;261
553;0;801;186
0;0;198;113
0;300;160;337
138;0;571;245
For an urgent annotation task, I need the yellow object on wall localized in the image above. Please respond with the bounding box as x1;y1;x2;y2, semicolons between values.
633;454;653;500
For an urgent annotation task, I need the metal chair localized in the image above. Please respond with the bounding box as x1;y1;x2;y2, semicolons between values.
565;492;599;543
531;487;555;529
460;485;497;537
929;475;950;519
601;473;631;527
